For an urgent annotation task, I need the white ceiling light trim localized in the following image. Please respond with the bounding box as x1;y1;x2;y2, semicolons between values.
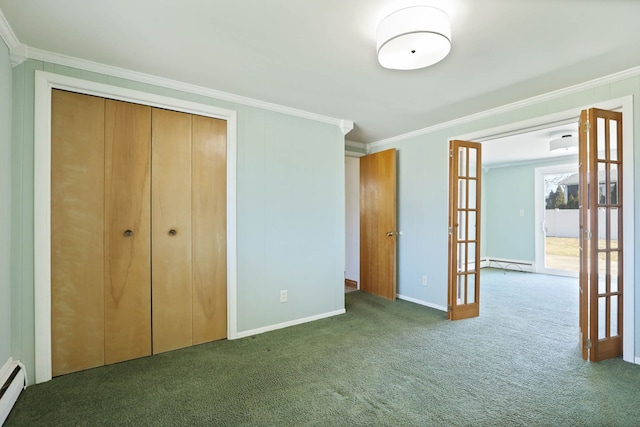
376;6;451;70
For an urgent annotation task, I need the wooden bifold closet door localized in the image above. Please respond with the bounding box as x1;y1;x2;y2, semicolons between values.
51;90;227;376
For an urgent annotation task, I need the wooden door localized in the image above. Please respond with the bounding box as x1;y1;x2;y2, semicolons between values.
192;116;228;344
51;90;106;376
579;108;623;362
448;140;481;320
151;108;194;354
104;99;152;364
360;149;397;300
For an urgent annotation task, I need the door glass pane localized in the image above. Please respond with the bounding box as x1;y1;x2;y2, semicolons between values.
610;208;619;248
609;120;618;161
597;162;607;205
457;243;466;272
458;148;467;178
469;211;477;240
597;208;607;248
610;267;619;293
456;275;464;304
597;256;607;293
458;211;466;240
468;179;477;209
611;295;619;337
597;117;606;159
468;243;476;272
458;179;466;209
598;297;607;339
468;148;477;178
467;274;476;303
610;165;619;205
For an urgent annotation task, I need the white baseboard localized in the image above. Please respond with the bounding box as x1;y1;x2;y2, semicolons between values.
1;357;27;425
483;257;535;273
635;356;640;365
397;294;447;312
236;309;346;339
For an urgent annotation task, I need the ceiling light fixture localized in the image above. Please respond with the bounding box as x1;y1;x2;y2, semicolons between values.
549;134;578;152
376;6;451;70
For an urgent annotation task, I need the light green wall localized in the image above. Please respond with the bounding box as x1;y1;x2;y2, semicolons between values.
0;40;12;365
484;157;578;262
372;74;640;356
11;60;346;377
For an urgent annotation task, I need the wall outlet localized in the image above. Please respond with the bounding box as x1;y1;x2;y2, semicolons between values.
519;209;525;217
280;290;288;303
422;275;428;287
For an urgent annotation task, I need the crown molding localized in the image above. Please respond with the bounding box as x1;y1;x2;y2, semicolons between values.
368;65;640;150
23;45;353;131
9;43;27;67
0;8;18;49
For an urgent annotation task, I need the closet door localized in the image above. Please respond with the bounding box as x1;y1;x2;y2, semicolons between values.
152;108;194;354
51;90;105;376
104;100;152;364
192;116;228;344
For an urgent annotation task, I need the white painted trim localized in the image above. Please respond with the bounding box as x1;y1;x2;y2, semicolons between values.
397;294;447;312
453;95;635;364
235;309;346;339
34;70;239;383
23;46;352;132
534;164;579;278
635;356;640;365
368;66;640;149
0;8;19;49
345;150;365;158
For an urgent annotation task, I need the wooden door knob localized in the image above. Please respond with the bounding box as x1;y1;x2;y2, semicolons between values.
168;229;177;236
123;229;133;237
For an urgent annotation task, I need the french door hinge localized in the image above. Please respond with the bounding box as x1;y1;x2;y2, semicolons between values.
448;227;453;235
447;304;452;313
584;229;592;241
449;149;454;158
583;338;592;350
583;120;591;132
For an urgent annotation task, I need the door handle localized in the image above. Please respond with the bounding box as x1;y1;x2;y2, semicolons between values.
123;229;133;237
386;231;394;237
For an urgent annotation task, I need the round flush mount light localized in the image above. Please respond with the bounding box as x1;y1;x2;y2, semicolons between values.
376;6;452;70
549;134;578;152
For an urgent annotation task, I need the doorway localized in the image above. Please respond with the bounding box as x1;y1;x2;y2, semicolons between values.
456;96;634;363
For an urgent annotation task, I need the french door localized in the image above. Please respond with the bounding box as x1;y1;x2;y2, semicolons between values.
579;108;623;362
448;140;482;320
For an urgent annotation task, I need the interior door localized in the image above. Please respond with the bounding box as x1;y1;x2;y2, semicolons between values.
51;90;106;376
151;108;194;354
360;148;397;300
448;140;481;320
579;108;623;362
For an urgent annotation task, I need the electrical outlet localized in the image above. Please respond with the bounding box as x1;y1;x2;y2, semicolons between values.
280;290;287;303
422;275;428;287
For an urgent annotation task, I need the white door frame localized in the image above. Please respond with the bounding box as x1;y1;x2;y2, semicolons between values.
534;163;579;278
33;70;239;383
454;95;635;364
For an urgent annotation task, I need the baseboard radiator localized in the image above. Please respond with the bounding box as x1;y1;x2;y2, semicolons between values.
0;359;27;425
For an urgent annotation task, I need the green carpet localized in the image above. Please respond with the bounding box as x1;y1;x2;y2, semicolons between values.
6;269;640;426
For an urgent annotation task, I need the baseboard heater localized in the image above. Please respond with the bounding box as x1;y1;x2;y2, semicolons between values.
484;258;533;272
0;360;27;425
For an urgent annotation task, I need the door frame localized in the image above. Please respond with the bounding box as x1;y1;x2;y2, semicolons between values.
452;95;634;364
33;70;238;383
534;163;580;278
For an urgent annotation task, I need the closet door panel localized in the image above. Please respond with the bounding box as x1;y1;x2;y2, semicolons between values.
152;108;193;354
51;90;105;376
104;100;152;364
192;116;228;344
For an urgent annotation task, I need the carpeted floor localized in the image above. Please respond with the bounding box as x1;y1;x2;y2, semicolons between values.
6;269;640;426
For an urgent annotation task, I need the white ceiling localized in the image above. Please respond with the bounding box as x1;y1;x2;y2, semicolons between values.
1;0;639;150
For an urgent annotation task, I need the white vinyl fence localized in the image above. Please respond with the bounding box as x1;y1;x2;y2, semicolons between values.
545;209;618;238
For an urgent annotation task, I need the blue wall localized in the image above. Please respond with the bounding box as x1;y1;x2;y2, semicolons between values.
0;39;12;367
